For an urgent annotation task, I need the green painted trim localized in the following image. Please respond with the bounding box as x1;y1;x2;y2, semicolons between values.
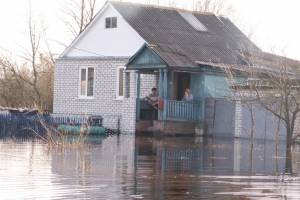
127;64;167;70
127;44;168;70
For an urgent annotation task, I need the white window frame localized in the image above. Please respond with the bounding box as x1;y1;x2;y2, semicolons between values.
116;66;125;100
79;66;95;99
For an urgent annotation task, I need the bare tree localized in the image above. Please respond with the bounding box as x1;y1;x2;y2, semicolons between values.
64;0;99;37
226;53;300;173
9;13;43;109
0;58;32;107
0;8;55;112
193;0;232;15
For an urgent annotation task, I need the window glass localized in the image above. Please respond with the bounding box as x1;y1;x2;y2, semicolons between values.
105;17;111;28
80;67;94;97
87;68;94;96
178;11;208;32
112;17;117;28
118;68;124;97
105;17;117;29
80;68;87;96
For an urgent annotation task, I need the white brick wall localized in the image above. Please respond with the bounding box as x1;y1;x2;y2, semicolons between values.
53;57;155;133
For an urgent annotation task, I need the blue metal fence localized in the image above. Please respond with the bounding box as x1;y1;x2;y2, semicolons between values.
166;100;202;121
0;114;102;138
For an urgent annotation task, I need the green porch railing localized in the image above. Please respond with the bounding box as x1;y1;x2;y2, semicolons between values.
166;100;202;121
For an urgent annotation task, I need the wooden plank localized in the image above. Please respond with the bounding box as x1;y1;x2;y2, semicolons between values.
166;100;202;122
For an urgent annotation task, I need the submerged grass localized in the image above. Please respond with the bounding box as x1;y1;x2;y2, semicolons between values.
25;116;93;148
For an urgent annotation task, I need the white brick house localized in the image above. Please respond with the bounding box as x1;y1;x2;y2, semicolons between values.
54;1;300;136
53;2;158;133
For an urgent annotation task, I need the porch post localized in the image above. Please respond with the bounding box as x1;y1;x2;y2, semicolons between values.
163;69;168;121
136;71;141;121
158;69;163;120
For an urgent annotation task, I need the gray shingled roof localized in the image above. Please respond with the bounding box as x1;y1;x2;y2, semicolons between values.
111;1;300;70
111;1;263;68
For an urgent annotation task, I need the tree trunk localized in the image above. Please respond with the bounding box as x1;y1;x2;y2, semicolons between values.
285;126;293;173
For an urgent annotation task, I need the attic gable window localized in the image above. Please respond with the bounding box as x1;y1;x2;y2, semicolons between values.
178;11;208;32
105;17;117;29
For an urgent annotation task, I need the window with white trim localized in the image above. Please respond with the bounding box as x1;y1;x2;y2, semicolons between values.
105;17;117;29
80;67;94;98
116;67;131;99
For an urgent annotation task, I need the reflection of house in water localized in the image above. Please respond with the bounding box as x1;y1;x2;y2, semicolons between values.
136;137;285;199
134;137;291;198
135;137;287;175
48;135;299;199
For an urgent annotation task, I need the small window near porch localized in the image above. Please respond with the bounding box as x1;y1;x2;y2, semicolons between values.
116;67;124;99
80;67;94;98
105;17;117;29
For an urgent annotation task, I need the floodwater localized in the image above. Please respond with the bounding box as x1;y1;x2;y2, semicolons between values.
1;135;300;200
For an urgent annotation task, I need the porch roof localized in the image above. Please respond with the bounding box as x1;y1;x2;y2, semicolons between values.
126;44;209;72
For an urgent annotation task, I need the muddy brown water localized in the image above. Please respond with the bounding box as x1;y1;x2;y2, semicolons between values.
0;135;300;200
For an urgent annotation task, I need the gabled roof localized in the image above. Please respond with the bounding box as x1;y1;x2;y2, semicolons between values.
60;1;300;70
111;1;262;68
111;1;300;71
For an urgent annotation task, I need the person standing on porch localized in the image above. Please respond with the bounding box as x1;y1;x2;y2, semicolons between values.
145;87;159;108
182;88;194;102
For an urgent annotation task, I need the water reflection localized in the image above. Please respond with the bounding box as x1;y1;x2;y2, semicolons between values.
1;135;300;199
135;137;287;175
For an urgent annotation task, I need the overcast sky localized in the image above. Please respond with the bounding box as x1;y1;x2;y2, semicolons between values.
0;0;299;60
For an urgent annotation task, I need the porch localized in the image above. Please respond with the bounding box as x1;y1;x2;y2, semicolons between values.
134;69;203;134
127;44;205;134
137;98;202;122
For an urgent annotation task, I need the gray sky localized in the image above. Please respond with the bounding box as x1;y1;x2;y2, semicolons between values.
0;0;299;60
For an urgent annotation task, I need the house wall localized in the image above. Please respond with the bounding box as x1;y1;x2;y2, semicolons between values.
53;57;156;133
204;98;287;140
63;3;145;57
191;73;232;101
